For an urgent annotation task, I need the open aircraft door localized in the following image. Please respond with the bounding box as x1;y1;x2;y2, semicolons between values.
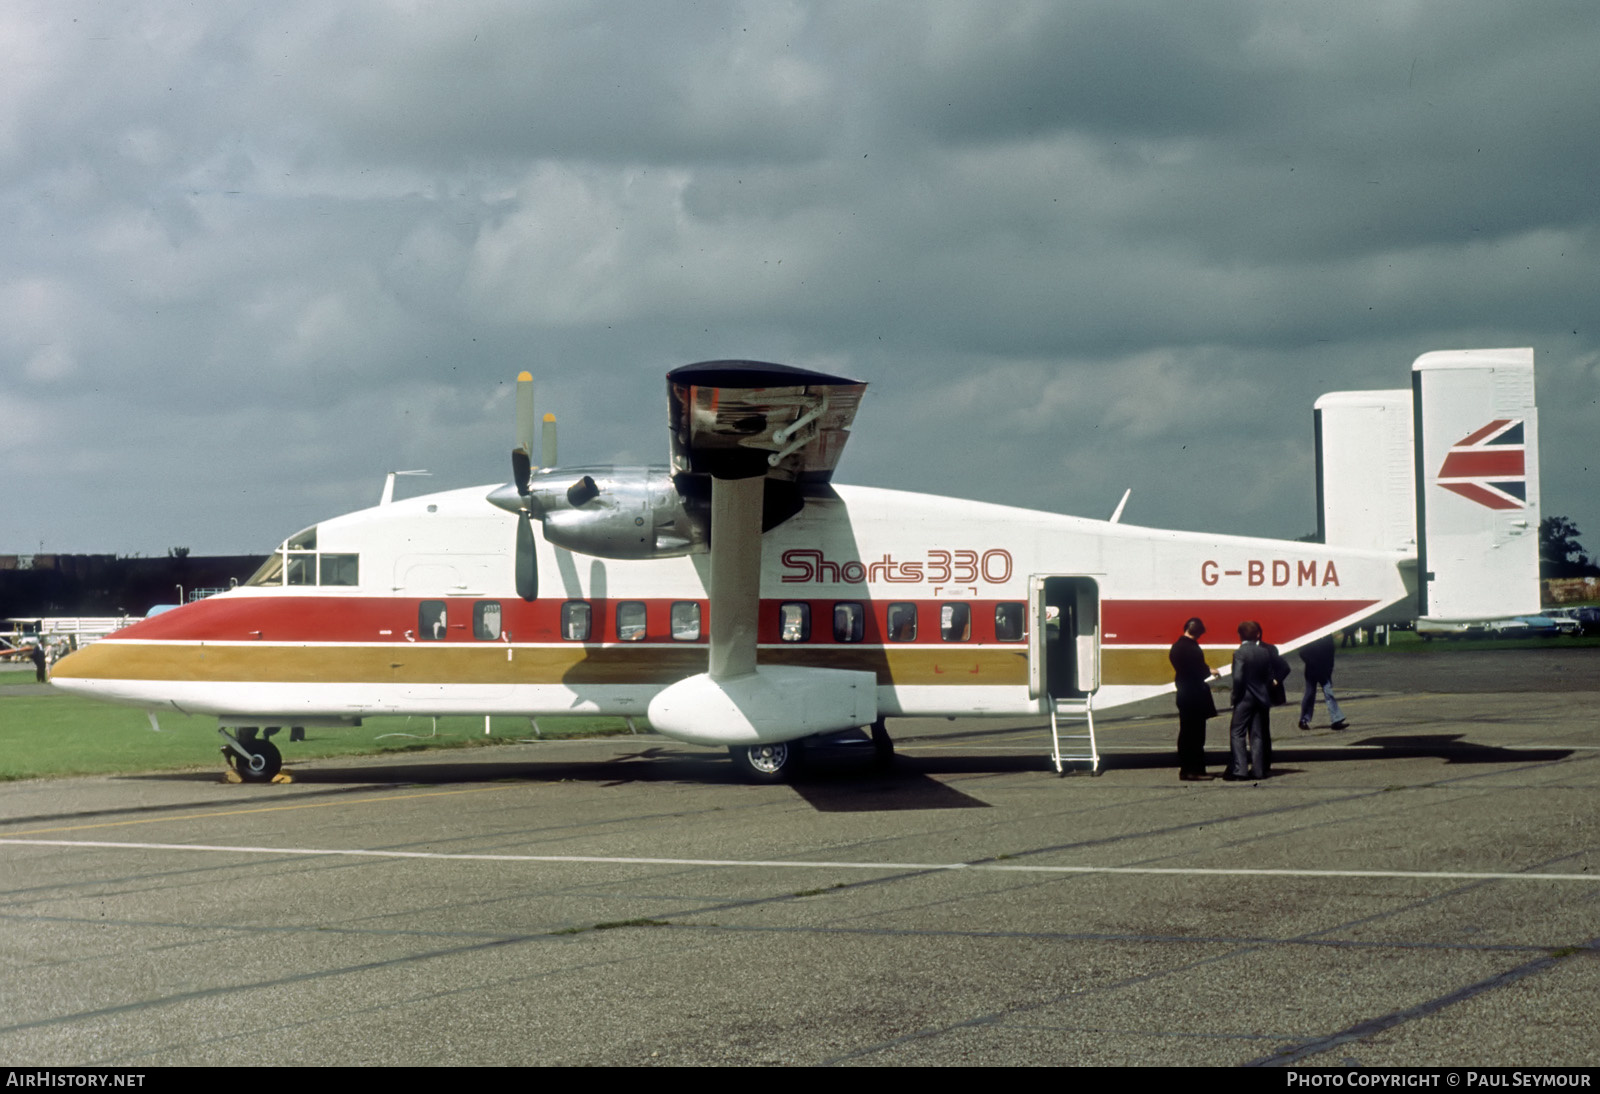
1029;575;1102;775
1027;575;1101;701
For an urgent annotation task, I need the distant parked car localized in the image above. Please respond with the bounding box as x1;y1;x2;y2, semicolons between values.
1417;619;1478;640
1484;615;1564;637
1546;607;1599;635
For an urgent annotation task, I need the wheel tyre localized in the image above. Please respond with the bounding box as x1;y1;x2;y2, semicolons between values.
232;739;283;784
869;719;894;770
730;741;801;783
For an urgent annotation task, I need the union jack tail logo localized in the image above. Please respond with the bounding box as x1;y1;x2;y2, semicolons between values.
1436;419;1526;510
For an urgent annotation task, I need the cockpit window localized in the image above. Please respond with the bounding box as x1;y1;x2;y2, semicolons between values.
244;553;285;587
319;554;359;586
285;553;315;586
243;524;359;588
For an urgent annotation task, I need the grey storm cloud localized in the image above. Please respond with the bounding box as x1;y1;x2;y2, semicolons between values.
2;0;1597;557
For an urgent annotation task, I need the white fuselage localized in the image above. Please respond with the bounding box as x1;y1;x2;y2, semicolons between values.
53;483;1412;738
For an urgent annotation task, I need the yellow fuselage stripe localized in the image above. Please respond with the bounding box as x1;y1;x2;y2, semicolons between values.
54;641;1191;688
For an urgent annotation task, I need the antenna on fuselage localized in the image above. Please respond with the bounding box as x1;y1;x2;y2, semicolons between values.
380;469;431;506
1108;488;1131;524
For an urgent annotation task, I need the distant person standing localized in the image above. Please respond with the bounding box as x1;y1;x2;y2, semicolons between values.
1227;620;1290;781
1169;617;1219;781
1298;634;1349;730
29;643;47;683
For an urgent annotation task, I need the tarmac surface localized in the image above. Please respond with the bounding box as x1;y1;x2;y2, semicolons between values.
0;647;1596;1066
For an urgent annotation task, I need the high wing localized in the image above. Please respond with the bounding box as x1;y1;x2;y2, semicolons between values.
666;360;866;485
648;361;878;746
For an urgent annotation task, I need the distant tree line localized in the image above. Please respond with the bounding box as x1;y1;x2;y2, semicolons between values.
0;554;267;618
1540;516;1600;579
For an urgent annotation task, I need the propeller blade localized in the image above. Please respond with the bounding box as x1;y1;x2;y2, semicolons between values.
515;512;538;601
541;412;558;468
512;447;532;497
515;370;537;462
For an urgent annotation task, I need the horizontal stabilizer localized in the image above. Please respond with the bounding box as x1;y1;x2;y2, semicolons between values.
1314;390;1414;553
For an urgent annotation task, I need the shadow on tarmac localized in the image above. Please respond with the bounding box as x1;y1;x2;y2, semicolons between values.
102;731;1573;817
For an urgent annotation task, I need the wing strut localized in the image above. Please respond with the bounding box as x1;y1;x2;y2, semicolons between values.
646;360;878;746
707;473;764;680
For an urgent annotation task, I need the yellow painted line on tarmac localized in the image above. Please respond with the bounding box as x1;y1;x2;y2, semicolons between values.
2;783;520;837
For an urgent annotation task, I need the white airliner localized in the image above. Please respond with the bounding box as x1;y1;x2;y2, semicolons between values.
51;349;1541;782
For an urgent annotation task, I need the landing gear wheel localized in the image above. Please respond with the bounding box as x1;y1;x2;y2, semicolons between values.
869;718;894;770
229;738;282;784
730;741;802;783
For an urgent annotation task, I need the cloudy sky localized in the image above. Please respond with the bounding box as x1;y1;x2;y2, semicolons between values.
4;0;1597;559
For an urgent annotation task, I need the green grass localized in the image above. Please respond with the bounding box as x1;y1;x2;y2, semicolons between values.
0;681;642;780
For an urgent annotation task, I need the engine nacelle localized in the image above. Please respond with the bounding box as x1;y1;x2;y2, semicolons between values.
490;466;706;560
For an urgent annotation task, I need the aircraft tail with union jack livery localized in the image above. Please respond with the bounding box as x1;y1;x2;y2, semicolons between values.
1315;348;1540;624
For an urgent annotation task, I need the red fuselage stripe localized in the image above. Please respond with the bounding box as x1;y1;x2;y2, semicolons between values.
105;595;1381;649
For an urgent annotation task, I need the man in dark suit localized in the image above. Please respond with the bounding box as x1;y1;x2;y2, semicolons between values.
1169;617;1219;781
1227;620;1291;781
1298;633;1349;730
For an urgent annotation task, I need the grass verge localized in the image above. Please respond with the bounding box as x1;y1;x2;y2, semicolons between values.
0;679;640;780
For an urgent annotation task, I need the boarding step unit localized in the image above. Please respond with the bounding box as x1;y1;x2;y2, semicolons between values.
1048;694;1099;776
1027;574;1103;777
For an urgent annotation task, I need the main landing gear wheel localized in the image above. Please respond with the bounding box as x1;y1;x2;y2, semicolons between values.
869;719;894;770
227;738;282;784
730;741;803;783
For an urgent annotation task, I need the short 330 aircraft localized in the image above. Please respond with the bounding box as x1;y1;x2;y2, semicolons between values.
52;349;1541;782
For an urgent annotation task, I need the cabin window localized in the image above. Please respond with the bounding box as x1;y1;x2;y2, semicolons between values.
285;553;316;586
418;601;447;641
616;601;647;642
670;602;701;641
287;526;317;550
473;601;502;640
780;602;811;642
887;603;918;642
940;602;971;642
561;601;591;641
320;554;359;587
833;602;865;643
995;602;1025;642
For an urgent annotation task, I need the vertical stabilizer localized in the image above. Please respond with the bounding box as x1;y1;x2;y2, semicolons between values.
1314;390;1414;552
1412;348;1540;620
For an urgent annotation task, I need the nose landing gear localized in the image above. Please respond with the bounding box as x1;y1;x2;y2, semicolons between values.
218;726;288;783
